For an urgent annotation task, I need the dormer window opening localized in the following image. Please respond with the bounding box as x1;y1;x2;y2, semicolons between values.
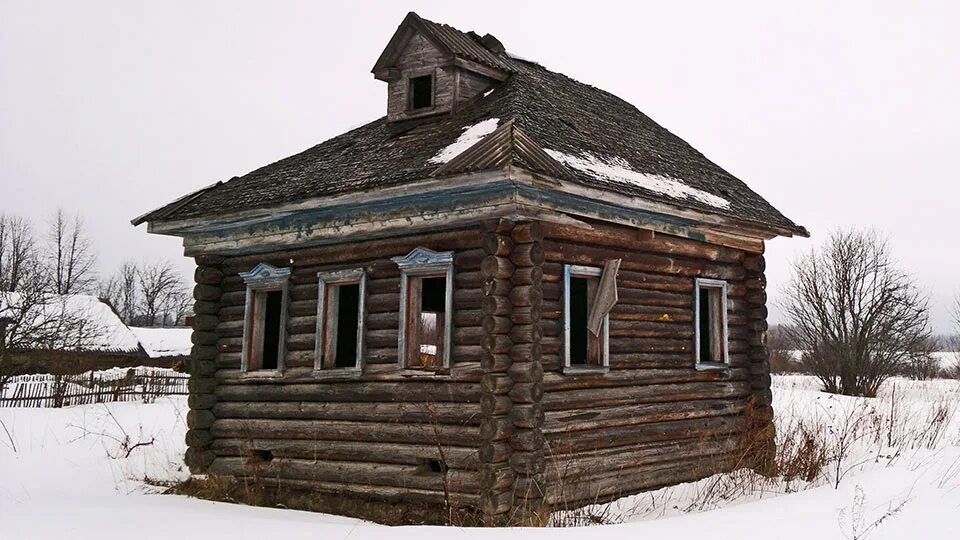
409;74;434;110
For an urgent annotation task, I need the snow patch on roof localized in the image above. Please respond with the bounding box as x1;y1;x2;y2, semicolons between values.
428;118;500;164
544;150;731;209
129;327;192;358
0;292;142;353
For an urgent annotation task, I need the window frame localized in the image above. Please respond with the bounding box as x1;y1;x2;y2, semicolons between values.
393;247;455;369
694;277;729;370
407;70;436;112
314;268;367;376
239;263;291;375
563;264;610;373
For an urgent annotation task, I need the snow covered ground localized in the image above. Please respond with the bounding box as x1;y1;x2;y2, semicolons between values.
1;376;957;539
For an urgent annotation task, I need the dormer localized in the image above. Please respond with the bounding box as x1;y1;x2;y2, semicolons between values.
372;12;512;122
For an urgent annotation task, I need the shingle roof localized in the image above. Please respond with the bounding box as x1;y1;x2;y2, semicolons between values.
416;19;513;72
136;16;806;237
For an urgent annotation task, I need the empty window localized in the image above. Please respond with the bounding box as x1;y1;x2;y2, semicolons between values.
316;269;366;371
409;74;433;110
393;248;454;369
695;278;729;368
239;264;291;373
564;261;620;371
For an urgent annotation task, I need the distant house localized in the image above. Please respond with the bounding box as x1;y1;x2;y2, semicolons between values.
129;326;192;361
133;13;807;525
0;292;189;373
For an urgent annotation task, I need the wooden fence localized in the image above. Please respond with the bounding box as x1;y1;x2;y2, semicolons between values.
0;367;189;408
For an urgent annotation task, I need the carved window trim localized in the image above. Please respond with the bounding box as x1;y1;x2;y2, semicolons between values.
239;263;291;376
393;247;455;369
314;268;367;378
563;264;610;374
694;278;729;370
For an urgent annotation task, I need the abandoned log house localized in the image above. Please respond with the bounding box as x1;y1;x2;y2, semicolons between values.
133;12;808;524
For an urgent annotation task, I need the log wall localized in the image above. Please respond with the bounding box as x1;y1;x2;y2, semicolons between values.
186;227;489;507
182;218;773;521
536;220;768;508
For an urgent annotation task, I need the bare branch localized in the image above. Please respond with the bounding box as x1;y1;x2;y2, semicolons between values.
46;209;97;295
779;229;933;396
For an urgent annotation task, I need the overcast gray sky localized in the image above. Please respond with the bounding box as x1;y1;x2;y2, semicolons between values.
1;1;957;331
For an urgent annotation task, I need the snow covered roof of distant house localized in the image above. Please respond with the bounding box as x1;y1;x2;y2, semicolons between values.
129;326;192;358
0;292;143;354
134;13;807;239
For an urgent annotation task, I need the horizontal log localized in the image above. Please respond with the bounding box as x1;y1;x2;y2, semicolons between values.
481;352;512;373
209;457;481;493
543;368;750;392
211;418;480;446
511;403;544;429
215;382;481;402
483;234;513;256
543;381;752;410
482;315;512;334
510;243;545;267
608;337;693;354
481;218;515;234
543;398;747;434
546;434;740;479
542;240;745;280
541;221;744;263
509;285;542;307
222;228;481;272
262;476;481;507
481;255;514;280
481;278;511;297
511;266;543;286
608;320;695;339
478;441;511;464
544;446;740;506
213;401;482;425
481;295;511;316
546;414;746;454
511;222;542;244
481;373;513;394
510;306;541;325
210;438;483;469
609;304;692;323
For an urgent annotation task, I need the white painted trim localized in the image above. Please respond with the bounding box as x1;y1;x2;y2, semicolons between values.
394;248;455;369
694;277;729;369
562;264;609;372
315;268;367;373
239;264;291;374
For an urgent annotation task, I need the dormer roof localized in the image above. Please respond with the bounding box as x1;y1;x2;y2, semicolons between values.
372;12;514;80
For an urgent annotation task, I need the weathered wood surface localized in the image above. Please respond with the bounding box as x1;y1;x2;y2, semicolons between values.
536;220;768;508
187;217;773;516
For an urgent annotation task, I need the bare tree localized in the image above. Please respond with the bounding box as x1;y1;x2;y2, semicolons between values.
767;324;800;373
780;229;933;397
1;274;106;379
953;296;960;349
99;261;139;323
946;295;960;377
99;259;190;327
0;214;38;292
135;260;190;327
46;209;97;294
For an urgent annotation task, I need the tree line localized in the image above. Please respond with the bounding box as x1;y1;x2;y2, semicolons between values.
0;210;190;328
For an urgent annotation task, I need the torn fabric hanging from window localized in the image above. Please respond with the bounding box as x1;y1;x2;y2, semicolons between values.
587;258;621;336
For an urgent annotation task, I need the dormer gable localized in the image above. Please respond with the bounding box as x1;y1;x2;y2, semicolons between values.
372;12;512;122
